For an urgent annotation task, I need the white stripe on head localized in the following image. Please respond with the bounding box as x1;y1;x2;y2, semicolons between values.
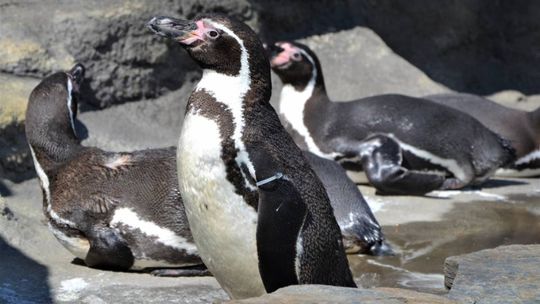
66;78;77;136
195;19;257;190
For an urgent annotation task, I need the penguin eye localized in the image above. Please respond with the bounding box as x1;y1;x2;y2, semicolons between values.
207;30;220;39
291;52;302;61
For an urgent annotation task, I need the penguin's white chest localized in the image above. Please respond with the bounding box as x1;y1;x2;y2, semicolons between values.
177;113;265;299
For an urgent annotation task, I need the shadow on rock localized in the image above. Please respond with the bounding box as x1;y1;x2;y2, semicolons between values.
478;178;529;189
0;181;12;197
74;119;89;141
0;236;52;304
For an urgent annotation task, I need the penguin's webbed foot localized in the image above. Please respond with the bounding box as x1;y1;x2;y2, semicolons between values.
440;178;468;190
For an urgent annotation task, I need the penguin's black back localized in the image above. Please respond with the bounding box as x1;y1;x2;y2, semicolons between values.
51;146;199;266
426;93;534;158
317;94;515;174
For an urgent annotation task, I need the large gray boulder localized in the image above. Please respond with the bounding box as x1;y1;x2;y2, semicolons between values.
357;0;540;95
0;0;252;108
444;244;540;304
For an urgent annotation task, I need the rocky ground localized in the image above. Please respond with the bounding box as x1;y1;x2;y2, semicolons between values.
2;1;540;303
2;164;539;303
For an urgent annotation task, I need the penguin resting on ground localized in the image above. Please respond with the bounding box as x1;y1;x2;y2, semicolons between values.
425;93;540;177
304;151;391;255
25;64;207;276
148;14;356;299
268;42;516;195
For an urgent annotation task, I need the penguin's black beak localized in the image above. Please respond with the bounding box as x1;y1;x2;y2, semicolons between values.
147;16;200;46
67;63;85;91
265;43;284;61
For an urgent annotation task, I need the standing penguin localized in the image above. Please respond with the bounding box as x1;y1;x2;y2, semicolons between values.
268;42;516;195
148;14;356;299
425;93;540;177
25;64;205;276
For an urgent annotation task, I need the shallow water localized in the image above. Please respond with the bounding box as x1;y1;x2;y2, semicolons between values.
349;192;540;294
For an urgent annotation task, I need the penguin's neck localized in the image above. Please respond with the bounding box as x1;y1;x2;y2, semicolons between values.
191;35;271;184
278;68;332;157
27;124;81;174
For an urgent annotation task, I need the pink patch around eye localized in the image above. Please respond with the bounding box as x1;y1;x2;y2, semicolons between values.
271;42;299;66
179;20;209;45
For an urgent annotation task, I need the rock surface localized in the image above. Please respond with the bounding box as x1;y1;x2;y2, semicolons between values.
225;285;456;304
444;245;540;304
0;0;254;108
358;0;540;95
0;73;38;181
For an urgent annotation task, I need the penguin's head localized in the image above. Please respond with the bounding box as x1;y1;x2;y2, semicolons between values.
26;63;85;140
148;14;270;80
267;41;323;91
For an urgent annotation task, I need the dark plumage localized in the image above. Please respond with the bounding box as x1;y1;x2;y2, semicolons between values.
426;93;540;176
149;13;356;299
270;42;516;195
26;64;204;275
304;151;391;255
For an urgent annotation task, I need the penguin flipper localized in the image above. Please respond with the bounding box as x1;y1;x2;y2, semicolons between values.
84;226;134;270
358;135;445;195
256;176;305;293
341;212;389;255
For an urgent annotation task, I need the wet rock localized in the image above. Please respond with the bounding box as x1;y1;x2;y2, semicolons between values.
444;244;540;303
225;285;456;304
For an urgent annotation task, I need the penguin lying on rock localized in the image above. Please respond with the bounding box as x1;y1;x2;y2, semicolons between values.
268;41;516;195
148;14;356;299
304;151;391;255
25;64;207;276
426;93;540;177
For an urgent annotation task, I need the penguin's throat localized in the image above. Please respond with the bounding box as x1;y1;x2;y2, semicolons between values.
279;87;334;158
28;137;80;172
